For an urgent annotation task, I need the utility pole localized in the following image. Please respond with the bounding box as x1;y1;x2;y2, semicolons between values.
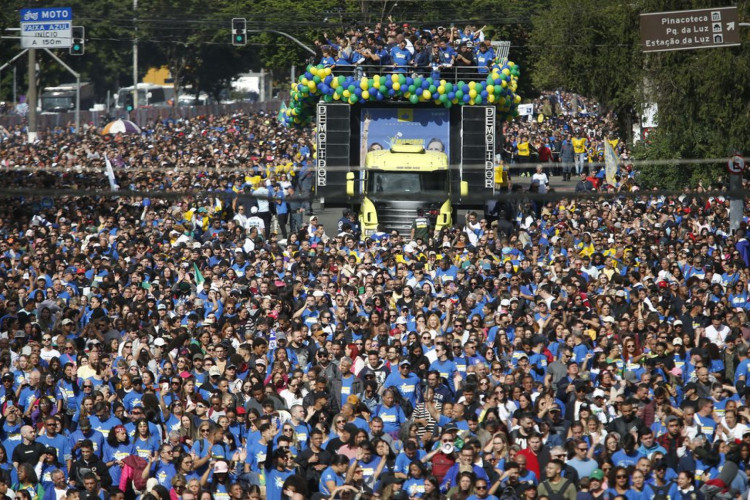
27;48;36;142
132;0;138;111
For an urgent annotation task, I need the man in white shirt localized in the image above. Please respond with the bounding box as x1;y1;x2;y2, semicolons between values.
531;165;550;194
705;314;730;347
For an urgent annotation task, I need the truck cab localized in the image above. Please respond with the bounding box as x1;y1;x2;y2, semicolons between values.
346;144;467;238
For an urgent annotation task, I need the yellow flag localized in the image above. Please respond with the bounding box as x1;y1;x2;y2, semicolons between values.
397;108;413;122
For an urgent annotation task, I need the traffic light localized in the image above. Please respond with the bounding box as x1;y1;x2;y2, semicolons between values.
70;26;85;56
232;18;247;46
125;92;134;111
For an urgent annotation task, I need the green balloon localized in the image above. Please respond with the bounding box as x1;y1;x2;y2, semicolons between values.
455;90;464;99
410;94;419;104
349;95;359;104
324;94;333;102
475;96;483;104
368;78;374;88
414;77;423;88
348;85;356;93
338;76;346;84
494;85;502;94
444;100;452;108
444;83;453;93
428;85;436;94
336;87;344;95
398;74;406;84
408;85;416;94
439;94;448;103
313;75;321;83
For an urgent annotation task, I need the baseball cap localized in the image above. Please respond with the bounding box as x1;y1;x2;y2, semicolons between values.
209;366;222;377
213;460;229;474
61;318;74;326
154;338;166;347
590;469;604;480
673;337;683;346
399;360;411;367
592;389;606;399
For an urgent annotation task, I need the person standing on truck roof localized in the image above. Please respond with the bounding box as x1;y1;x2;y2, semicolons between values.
411;209;432;244
391;39;412;73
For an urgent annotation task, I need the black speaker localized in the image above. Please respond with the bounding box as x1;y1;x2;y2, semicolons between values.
461;106;496;202
316;103;351;200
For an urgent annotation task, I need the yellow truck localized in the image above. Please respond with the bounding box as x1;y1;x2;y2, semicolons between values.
345;144;467;238
315;103;498;237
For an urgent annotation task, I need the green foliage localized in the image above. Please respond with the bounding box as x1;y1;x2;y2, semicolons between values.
529;0;641;116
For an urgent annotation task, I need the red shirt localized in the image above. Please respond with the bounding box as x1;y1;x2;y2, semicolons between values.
517;447;541;482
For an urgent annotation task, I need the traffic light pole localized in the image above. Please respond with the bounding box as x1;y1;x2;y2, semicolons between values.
43;48;81;134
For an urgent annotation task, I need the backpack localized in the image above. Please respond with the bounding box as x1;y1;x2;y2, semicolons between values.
647;480;674;500
539;478;572;500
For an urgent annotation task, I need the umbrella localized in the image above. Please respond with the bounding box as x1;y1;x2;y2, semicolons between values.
101;119;141;135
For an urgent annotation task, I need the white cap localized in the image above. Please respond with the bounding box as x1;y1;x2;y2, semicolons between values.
593;389;606;399
500;299;510;307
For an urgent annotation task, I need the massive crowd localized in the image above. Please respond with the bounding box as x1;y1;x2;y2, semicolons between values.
0;30;749;500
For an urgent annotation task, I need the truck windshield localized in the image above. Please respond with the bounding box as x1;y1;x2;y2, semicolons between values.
369;171;448;194
42;97;73;111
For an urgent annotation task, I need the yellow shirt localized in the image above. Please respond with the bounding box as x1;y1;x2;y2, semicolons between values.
517;142;530;157
572;137;587;154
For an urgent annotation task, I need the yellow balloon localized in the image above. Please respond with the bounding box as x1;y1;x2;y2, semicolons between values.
324;67;331;76
360;78;368;90
391;74;399;82
331;79;339;89
373;81;380;89
440;79;447;87
502;69;510;76
310;67;318;76
308;81;317;92
393;82;401;91
501;80;507;88
333;93;340;100
301;78;309;86
469;89;477;99
487;85;494;94
469;81;476;90
422;90;431;99
514;94;521;104
343;90;350;98
437;86;445;94
362;90;370;100
488;94;495;103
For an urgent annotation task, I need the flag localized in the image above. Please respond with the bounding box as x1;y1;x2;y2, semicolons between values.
604;138;618;187
193;263;205;287
104;155;119;191
277;101;288;122
397;108;413;122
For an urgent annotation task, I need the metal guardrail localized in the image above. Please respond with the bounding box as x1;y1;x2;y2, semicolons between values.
0;100;282;132
326;64;498;83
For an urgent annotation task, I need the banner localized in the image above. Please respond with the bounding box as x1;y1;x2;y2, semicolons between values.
104;155;119;191
604;138;618;187
360;108;451;166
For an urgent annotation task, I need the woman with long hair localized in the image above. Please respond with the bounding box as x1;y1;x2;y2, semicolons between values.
446;470;475;500
13;463;44;500
604;466;631;498
132;418;160;460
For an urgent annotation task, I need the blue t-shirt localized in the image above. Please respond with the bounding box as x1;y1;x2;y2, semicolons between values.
319;466;345;496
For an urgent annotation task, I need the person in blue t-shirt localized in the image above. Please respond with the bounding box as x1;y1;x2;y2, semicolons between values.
383;360;421;407
390;40;413;73
319;455;349;496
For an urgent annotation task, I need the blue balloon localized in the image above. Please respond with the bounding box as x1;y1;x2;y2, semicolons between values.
462;94;470;103
480;91;488;98
405;77;414;85
388;89;396;96
384;79;392;88
376;91;384;101
304;72;313;79
421;80;430;89
447;92;455;100
354;88;362;96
